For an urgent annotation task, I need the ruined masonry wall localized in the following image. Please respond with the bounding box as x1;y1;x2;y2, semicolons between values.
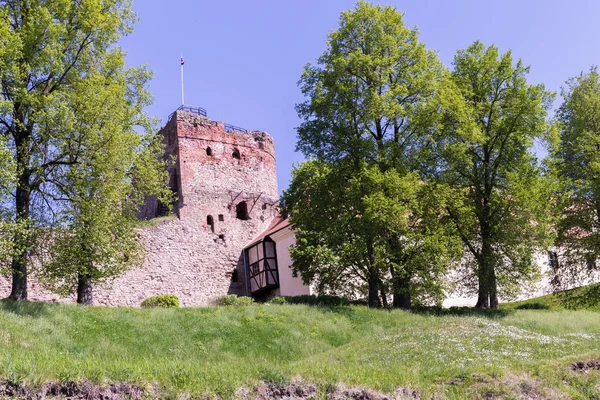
0;110;279;306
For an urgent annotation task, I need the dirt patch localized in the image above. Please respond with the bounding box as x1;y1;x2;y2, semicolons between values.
570;358;600;372
0;380;153;399
470;374;568;400
237;382;420;400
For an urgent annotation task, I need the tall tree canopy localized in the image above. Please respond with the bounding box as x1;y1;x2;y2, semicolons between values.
550;67;600;290
284;2;462;308
436;41;556;309
0;0;169;301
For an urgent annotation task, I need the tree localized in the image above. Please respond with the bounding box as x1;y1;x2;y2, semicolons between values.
0;0;167;300
550;67;600;290
286;2;462;308
0;134;27;276
283;160;462;308
436;41;556;309
37;61;169;305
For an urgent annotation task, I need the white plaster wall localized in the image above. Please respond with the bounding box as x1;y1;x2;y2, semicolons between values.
442;249;600;307
270;227;311;296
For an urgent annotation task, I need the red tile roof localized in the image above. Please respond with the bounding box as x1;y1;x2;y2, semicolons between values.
246;216;291;248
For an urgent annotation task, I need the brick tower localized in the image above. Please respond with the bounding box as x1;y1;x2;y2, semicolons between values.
109;106;279;306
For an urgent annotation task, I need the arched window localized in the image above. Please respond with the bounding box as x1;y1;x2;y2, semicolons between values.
207;215;214;232
236;201;249;220
232;148;240;159
206;147;213;156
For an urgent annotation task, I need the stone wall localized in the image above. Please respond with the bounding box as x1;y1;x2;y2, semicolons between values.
0;110;279;306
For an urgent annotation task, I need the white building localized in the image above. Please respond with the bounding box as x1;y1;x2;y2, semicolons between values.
245;219;598;306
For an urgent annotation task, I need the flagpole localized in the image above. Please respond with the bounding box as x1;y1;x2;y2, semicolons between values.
180;54;185;105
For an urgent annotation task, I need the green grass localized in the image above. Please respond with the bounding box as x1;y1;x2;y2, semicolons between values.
0;301;600;398
135;214;177;228
503;282;600;311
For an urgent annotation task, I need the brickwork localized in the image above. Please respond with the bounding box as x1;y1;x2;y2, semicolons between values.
0;110;279;306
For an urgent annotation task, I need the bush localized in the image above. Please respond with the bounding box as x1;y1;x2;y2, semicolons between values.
284;294;351;307
215;294;255;306
515;302;550;310
141;294;180;308
270;296;287;305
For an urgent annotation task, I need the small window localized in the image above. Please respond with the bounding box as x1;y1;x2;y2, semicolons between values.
586;254;597;270
206;147;213;156
207;215;214;233
231;269;239;283
236;201;249;220
232;148;240;159
218;234;225;240
218;214;224;221
548;251;559;269
258;142;264;150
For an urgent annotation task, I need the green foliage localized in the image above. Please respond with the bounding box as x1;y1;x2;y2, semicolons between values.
514;302;550;310
287;2;462;309
215;295;255;306
436;41;557;307
549;67;600;291
0;0;171;300
269;296;287;305
279;294;351;307
140;294;180;309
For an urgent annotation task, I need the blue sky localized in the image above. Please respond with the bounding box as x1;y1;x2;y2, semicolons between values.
121;1;600;193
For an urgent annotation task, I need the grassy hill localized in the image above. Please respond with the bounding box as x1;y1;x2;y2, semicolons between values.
0;300;599;399
502;282;600;311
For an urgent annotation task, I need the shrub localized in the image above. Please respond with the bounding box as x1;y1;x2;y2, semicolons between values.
284;294;351;307
141;294;180;308
270;296;287;305
515;302;550;310
215;294;255;306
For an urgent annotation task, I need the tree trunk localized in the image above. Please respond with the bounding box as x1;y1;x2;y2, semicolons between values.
379;281;389;309
475;209;494;309
9;175;30;301
77;274;93;305
489;265;499;309
9;248;28;301
367;267;380;308
393;275;412;310
366;237;380;308
474;267;489;309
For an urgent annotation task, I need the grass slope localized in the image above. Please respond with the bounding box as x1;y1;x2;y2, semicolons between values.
503;282;600;311
0;301;599;399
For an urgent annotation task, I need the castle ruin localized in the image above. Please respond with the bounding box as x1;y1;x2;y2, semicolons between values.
0;106;286;306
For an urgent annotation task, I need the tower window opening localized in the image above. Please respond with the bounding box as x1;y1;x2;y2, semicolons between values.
218;214;224;221
548;251;559;269
258;142;264;150
231;269;239;283
206;147;213;156
236;201;250;220
232;148;240;159
207;215;215;232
